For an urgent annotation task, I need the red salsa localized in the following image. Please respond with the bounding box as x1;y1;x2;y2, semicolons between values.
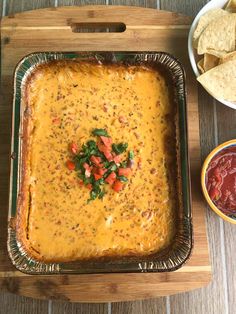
206;145;236;216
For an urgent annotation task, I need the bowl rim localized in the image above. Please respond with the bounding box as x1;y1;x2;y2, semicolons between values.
201;139;236;224
187;0;236;110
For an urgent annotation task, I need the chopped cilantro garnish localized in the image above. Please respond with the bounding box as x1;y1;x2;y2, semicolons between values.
87;140;97;148
92;128;109;137
98;189;106;199
97;178;105;185
129;150;134;160
117;175;129;183
91;190;98;199
112;143;128;155
120;161;127;168
67;129;135;202
107;162;117;172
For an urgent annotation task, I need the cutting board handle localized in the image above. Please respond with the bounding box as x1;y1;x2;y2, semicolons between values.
70;22;126;33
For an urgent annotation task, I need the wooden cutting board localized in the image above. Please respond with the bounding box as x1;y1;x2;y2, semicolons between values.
0;6;211;302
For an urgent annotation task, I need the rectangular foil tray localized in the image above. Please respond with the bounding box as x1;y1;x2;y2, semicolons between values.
8;52;192;274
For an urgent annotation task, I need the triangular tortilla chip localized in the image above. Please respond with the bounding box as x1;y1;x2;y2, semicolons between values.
219;51;236;64
197;59;236;101
203;53;219;71
205;49;228;58
198;14;236;55
193;9;229;45
225;0;236;12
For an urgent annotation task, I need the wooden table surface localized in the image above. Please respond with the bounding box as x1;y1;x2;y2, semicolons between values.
0;0;235;313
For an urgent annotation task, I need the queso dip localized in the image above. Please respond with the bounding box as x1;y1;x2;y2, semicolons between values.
21;61;177;262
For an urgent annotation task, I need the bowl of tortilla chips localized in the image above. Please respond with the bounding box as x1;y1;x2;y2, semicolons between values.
188;0;236;109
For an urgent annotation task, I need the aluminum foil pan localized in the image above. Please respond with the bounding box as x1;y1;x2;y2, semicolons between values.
8;52;192;274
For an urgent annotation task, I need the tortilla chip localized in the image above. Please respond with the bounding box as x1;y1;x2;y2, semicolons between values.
197;58;205;73
193;9;229;45
197;59;236;102
198;14;236;55
219;51;236;64
203;53;219;71
205;49;228;58
225;0;236;12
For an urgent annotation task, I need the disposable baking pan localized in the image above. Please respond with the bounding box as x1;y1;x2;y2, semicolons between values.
8;52;192;274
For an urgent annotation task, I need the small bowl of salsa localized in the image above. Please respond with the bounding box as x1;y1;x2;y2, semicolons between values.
201;139;236;224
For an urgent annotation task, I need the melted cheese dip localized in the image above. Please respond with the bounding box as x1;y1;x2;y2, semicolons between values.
24;60;177;261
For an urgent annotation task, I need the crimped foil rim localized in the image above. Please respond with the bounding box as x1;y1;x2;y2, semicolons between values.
8;51;192;274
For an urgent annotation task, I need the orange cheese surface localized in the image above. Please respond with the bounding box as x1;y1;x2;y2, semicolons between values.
22;60;177;262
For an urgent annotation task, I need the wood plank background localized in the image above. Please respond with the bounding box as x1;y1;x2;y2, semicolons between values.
0;0;235;313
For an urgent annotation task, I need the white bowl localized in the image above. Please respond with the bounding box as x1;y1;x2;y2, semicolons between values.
188;0;236;110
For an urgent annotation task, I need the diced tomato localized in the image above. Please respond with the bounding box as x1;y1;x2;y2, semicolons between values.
91;166;104;176
90;155;102;166
97;140;112;153
100;136;112;147
103;150;113;162
97;141;105;152
113;180;123;192
66;160;75;171
209;187;220;201
94;173;103;181
113;154;122;164
70;142;78;154
83;163;91;171
118;168;131;176
91;167;97;174
215;173;222;184
215;174;221;181
97;168;107;176
86;184;92;190
105;172;116;185
79;180;84;186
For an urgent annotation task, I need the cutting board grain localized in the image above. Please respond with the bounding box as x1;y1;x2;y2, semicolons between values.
0;5;211;302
